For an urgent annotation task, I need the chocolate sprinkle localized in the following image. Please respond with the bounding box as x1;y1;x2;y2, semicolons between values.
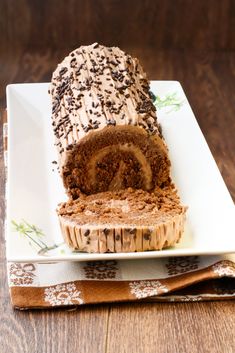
103;228;110;235
84;230;90;237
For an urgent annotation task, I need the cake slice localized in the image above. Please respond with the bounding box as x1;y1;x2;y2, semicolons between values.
57;185;187;253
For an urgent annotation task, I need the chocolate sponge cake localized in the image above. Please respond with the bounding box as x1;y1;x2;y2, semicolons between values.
50;43;170;199
50;43;187;253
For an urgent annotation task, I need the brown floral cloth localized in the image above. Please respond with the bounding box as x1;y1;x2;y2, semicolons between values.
7;257;235;309
2;112;235;309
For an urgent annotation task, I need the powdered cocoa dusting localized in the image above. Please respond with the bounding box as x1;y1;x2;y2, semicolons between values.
58;184;186;227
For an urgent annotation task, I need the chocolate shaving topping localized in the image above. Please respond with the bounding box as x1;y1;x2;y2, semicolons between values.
50;43;161;161
84;229;90;237
143;229;151;240
59;67;68;76
103;228;110;235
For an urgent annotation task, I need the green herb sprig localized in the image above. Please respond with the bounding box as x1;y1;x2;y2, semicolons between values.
151;92;185;113
11;219;62;255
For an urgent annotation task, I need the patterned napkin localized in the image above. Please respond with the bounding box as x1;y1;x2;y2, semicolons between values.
2;110;235;309
7;256;235;309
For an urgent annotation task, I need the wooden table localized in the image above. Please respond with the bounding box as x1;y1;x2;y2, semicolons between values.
0;48;234;353
1;2;235;350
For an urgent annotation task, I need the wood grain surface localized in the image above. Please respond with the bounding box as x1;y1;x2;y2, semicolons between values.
1;0;235;53
0;1;235;352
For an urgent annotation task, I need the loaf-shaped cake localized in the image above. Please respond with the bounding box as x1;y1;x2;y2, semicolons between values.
50;43;187;253
50;43;171;199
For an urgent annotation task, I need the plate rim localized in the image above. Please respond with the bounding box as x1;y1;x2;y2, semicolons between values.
7;248;235;263
5;80;235;263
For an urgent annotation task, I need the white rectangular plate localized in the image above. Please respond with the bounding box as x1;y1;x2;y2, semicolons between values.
6;81;235;263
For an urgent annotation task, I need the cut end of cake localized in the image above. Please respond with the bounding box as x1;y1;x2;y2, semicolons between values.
57;184;187;253
62;125;171;198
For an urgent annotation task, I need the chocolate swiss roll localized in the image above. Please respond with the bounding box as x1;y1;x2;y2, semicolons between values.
50;43;170;199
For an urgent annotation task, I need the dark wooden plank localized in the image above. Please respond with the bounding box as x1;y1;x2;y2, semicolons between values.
107;302;235;353
1;0;235;54
0;306;109;353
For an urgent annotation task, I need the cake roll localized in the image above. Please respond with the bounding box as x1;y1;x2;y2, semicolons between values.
50;43;187;253
50;43;171;198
